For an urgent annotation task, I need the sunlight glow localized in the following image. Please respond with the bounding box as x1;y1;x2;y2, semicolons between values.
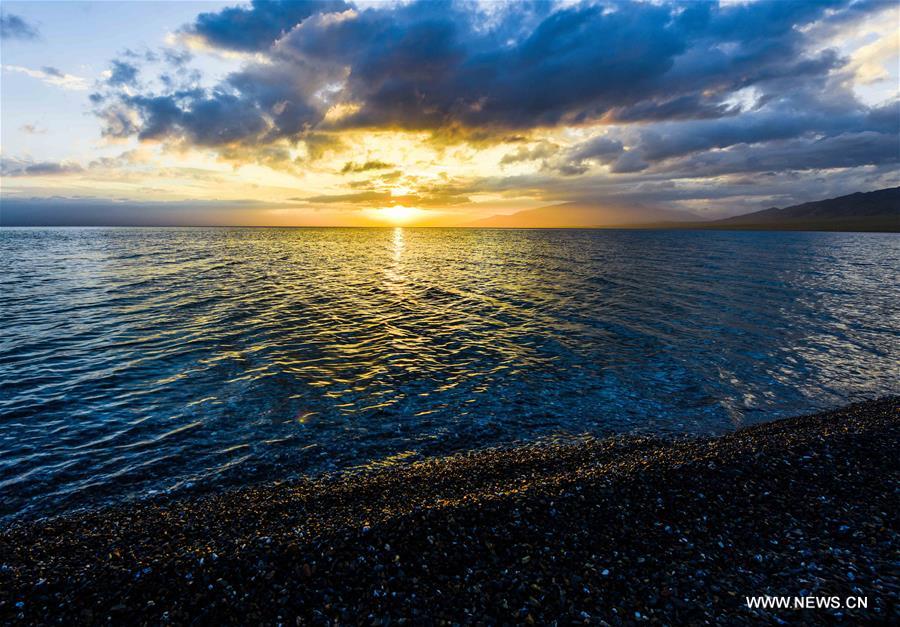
367;205;424;224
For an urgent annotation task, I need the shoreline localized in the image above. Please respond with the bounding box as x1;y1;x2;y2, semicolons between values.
1;398;897;624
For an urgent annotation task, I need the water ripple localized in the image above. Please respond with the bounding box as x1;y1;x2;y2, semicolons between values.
1;227;898;520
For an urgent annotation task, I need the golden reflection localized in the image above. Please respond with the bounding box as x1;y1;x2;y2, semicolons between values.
383;227;407;296
393;226;404;261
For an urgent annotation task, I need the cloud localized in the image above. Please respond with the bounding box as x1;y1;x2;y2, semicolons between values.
0;158;84;177
564;136;623;163
122;48;159;63
163;47;193;67
80;0;898;211
0;13;38;40
341;160;394;173
106;60;140;87
186;0;349;52
543;136;654;175
19;123;47;135
3;65;89;90
610;151;649;174
632;95;897;163
301;178;472;207
846;22;900;85
271;1;690;131
41;66;65;78
550;86;899;176
654;131;900;177
301;190;392;204
500;141;560;166
442;159;899;219
98;1;890;143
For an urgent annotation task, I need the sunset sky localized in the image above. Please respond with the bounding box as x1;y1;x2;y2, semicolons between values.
1;0;898;226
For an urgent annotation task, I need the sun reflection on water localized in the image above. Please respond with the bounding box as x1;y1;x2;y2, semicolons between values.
383;227;407;293
393;226;404;261
1;227;898;521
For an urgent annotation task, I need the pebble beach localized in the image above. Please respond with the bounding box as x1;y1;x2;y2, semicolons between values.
1;397;897;625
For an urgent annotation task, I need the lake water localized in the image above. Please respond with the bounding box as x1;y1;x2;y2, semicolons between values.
1;227;898;521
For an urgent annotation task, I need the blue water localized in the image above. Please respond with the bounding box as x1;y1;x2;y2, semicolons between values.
1;227;898;521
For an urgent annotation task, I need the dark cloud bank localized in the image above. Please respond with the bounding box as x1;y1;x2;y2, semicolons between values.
97;3;896;133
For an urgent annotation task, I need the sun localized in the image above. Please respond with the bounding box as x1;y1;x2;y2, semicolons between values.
368;205;422;224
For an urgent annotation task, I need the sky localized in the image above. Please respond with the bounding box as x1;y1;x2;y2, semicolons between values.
1;0;898;226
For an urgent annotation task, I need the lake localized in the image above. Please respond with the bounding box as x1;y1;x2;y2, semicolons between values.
1;227;898;520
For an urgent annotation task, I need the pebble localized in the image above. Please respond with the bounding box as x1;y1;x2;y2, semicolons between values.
0;397;896;625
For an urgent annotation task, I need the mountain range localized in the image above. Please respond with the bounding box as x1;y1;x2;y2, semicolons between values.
694;187;899;232
469;187;899;232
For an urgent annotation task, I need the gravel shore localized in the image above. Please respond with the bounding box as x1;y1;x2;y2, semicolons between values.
1;397;897;625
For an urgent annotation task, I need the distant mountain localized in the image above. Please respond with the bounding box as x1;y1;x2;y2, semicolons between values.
467;201;699;228
701;187;900;232
467;188;899;231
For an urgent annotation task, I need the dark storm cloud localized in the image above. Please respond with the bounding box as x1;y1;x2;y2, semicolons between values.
655;131;900;177
605;95;738;123
555;91;899;177
124;90;271;146
93;0;896;185
566;137;624;162
187;0;349;52
275;0;688;131
547;136;653;175
610;152;649;174
112;1;851;134
0;13;38;40
634;97;899;163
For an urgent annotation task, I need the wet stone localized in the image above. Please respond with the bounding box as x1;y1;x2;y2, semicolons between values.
0;397;897;625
